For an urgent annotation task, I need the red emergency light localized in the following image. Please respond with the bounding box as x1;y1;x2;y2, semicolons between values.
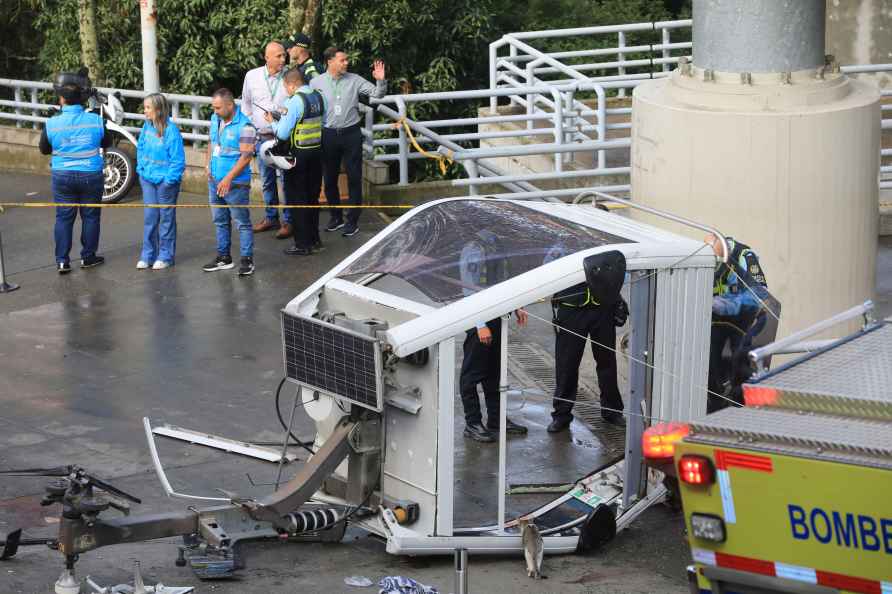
642;422;690;460
678;455;714;486
742;385;778;407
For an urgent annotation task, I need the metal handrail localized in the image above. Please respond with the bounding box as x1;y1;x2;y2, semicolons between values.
748;301;875;370
575;189;729;265
0;17;889;197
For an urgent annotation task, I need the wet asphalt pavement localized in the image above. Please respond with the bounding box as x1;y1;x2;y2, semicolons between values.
0;170;889;594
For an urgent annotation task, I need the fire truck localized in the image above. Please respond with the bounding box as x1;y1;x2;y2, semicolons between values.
645;301;892;594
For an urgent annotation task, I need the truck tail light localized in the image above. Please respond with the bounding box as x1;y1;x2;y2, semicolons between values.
742;385;778;407
642;422;690;460
678;455;714;486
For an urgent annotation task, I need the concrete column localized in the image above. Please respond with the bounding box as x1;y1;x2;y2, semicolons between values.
693;0;826;73
633;0;880;340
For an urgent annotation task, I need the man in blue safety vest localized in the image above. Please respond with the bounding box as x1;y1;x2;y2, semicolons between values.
705;233;770;412
266;67;325;256
203;88;257;276
39;70;112;274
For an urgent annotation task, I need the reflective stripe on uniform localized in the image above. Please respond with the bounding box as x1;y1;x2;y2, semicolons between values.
290;90;323;150
52;148;100;158
559;287;600;307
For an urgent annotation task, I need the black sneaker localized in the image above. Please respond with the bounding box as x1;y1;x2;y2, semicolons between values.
325;218;345;232
601;411;626;427
80;255;105;269
342;225;359;237
238;256;255;276
202;254;234;272
486;418;529;435
312;240;325;253
284;245;312;256
57;262;71;274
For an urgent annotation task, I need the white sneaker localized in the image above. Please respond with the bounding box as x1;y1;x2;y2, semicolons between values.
136;260;149;270
152;260;170;270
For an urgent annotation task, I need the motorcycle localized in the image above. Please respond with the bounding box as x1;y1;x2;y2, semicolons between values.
88;90;138;203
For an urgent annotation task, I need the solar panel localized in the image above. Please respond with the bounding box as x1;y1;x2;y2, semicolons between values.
281;311;383;412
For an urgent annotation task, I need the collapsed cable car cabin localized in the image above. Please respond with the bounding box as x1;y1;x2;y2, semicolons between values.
3;196;732;588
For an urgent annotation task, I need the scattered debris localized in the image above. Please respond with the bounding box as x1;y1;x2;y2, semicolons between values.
378;576;439;594
344;575;374;587
84;561;194;593
152;423;299;463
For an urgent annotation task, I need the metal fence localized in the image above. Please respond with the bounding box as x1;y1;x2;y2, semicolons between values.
1;18;890;195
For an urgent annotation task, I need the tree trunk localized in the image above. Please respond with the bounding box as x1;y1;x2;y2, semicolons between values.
301;0;321;36
288;0;308;33
77;0;103;84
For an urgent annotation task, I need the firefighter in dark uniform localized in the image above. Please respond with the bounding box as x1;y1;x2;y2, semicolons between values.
705;233;770;412
458;231;529;443
548;278;626;433
39;70;112;273
267;67;325;255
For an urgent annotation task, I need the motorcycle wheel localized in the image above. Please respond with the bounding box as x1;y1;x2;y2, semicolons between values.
102;147;135;203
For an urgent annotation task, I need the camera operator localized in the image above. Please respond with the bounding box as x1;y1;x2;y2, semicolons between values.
39;70;113;273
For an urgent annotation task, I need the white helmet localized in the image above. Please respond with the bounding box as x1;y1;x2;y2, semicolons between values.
258;139;296;170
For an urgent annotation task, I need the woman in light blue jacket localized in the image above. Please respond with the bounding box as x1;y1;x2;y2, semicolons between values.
136;93;186;269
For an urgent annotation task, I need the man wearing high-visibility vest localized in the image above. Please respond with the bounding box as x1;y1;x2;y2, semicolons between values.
267;68;325;256
705;233;770;412
548;281;626;433
39;70;112;274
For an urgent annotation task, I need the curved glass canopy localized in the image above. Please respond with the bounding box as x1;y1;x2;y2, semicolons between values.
339;200;632;304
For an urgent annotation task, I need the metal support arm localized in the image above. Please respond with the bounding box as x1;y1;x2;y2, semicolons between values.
58;510;199;556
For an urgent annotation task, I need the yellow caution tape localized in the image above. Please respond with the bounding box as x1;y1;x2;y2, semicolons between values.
395;118;453;175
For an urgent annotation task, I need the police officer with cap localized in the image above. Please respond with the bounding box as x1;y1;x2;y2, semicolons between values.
265;67;325;256
705;233;770;412
458;230;529;442
39;69;112;274
284;32;319;83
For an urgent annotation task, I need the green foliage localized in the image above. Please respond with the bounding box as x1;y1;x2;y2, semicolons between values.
33;0;286;95
10;0;691;179
322;0;513;97
0;1;44;88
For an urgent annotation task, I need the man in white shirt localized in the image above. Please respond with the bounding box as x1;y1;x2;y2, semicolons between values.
241;41;293;238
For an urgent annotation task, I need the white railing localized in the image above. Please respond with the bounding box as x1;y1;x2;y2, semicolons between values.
1;17;890;194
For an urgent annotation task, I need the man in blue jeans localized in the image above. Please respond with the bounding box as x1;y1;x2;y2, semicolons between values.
203;88;256;276
242;42;292;239
38;70;112;274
